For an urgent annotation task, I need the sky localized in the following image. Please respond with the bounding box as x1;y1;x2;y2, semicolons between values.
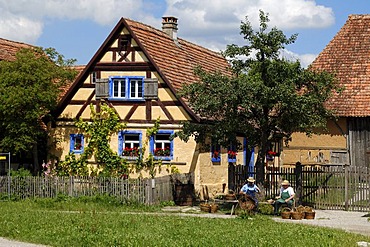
0;0;369;67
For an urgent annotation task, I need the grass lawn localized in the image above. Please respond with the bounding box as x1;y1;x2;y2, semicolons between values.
0;196;369;247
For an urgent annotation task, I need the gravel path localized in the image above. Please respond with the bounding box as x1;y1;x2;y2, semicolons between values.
0;238;48;247
273;209;370;237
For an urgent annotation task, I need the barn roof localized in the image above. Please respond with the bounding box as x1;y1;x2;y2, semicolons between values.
310;15;370;117
0;38;33;61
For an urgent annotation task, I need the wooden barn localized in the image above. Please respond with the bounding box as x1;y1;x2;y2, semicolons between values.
282;15;370;169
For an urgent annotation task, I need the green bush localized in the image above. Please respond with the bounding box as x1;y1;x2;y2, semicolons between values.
10;168;32;177
258;203;274;215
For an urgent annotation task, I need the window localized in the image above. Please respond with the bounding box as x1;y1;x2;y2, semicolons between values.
150;130;174;161
211;143;221;162
118;131;142;160
109;76;144;100
228;144;237;163
70;134;84;154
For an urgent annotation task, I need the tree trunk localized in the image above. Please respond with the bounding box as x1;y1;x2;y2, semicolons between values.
255;151;265;187
32;142;39;175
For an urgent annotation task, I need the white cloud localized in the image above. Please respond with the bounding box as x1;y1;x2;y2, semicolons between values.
162;0;328;67
0;0;147;43
280;49;318;68
0;0;330;66
0;11;43;43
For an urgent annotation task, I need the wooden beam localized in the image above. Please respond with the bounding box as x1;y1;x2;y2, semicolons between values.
124;104;138;121
146;100;152;121
76;90;96;119
157;100;174;121
95;62;155;71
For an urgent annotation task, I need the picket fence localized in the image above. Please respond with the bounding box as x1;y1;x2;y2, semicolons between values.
0;173;194;205
234;164;370;212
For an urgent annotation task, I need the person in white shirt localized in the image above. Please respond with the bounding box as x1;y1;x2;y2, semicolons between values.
273;180;295;215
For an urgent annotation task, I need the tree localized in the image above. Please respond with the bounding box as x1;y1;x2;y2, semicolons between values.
177;11;340;185
0;47;77;173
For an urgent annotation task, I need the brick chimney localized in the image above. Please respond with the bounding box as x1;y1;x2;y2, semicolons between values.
162;16;178;40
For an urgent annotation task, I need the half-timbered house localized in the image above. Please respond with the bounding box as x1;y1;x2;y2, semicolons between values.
49;17;252;194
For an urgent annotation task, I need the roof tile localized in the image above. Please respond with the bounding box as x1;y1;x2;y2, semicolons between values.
311;15;370;117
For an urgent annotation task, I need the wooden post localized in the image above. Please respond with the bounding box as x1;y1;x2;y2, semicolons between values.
145;179;154;205
344;164;349;211
295;162;302;206
228;163;235;191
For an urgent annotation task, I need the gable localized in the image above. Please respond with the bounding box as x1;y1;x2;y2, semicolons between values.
54;17;231;123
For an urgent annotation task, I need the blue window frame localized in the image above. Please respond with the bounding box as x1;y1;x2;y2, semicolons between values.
211;143;221;162
149;130;174;161
118;131;142;160
70;134;84;154
109;76;144;100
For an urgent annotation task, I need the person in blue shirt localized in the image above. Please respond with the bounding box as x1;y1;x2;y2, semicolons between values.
240;177;261;207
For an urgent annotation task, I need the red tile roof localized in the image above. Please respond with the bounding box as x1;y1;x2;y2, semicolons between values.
0;38;33;61
310;15;370;117
125;19;231;92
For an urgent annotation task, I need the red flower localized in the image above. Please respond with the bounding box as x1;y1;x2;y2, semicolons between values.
228;150;237;159
267;150;277;156
213;150;220;159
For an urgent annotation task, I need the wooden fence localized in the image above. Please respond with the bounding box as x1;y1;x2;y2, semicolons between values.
0;173;194;205
233;164;370;212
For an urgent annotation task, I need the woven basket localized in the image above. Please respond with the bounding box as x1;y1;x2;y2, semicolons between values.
225;194;236;200
210;204;219;213
200;204;211;213
291;211;304;220
281;211;291;219
304;211;316;220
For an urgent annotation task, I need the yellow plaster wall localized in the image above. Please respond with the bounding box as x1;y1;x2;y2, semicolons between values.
130;106;146;119
151;106;169;120
282;118;347;165
167;106;191;121
100;52;113;62
72;88;94;101
49;122;248;197
114;105;134;119
158;88;176;101
60;105;80;119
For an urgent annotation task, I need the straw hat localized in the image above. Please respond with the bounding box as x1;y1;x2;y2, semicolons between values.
281;180;290;186
247;177;255;183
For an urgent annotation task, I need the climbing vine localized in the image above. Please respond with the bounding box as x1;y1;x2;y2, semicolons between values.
55;106;178;178
58;103;128;177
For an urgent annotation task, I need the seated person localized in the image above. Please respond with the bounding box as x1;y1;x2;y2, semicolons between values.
274;180;295;215
240;177;260;207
